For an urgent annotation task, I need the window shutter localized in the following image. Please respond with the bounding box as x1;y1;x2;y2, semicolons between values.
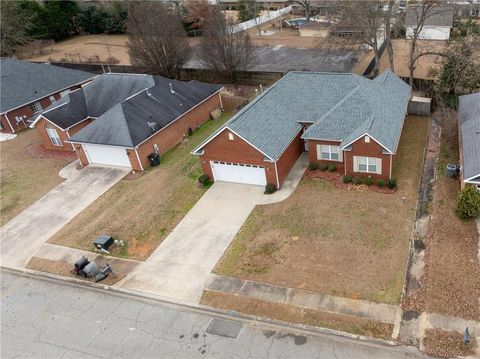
353;156;358;172
316;144;322;160
376;158;382;174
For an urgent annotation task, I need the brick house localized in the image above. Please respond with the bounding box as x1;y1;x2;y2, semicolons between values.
31;73;222;170
0;58;94;133
192;70;411;189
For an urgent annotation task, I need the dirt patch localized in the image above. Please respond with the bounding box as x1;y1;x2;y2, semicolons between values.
26;143;78;161
201;290;393;340
422;329;477;358
0;130;74;225
48;114;232;261
215;116;430;305
26;257;126;285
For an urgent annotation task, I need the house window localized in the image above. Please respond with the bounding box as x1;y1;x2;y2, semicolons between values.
60;90;70;97
46;127;62;146
354;156;381;174
30;101;42;114
317;144;342;161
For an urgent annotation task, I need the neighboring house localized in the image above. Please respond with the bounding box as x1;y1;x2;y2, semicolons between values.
192;70;411;189
405;5;454;40
31;73;222;171
298;21;330;37
458;92;480;189
218;0;290;9
0;58;94;133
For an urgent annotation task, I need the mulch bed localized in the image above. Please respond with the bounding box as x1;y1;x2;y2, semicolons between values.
304;169;396;194
26;143;77;162
423;329;477;358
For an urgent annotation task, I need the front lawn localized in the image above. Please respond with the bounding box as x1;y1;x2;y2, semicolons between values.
0;130;73;225
49;113;231;261
214;116;430;305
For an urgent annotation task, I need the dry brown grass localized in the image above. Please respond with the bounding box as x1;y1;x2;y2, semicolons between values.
201;290;394;339
423;329;477;358
214;116;430;305
48;114;231;261
0;130;72;225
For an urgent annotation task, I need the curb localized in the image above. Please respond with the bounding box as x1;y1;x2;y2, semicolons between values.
2;265;405;350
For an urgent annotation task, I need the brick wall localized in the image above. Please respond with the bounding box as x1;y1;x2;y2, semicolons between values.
37;117;93;152
275;132;303;186
308;139;345;172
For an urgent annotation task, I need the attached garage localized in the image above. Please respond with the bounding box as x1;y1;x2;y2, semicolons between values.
82;144;131;168
210;161;267;186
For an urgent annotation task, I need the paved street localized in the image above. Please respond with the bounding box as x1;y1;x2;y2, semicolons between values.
1;270;430;359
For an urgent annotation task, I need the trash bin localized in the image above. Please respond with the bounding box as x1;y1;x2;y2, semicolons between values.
148;153;160;167
446;164;457;178
94;235;113;250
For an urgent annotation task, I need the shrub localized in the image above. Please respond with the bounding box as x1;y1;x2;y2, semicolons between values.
353;177;363;185
364;177;374;186
198;174;211;187
456;185;480;220
387;179;397;189
328;164;336;172
319;164;328;171
265;183;276;194
377;179;385;188
309;162;319;171
342;175;352;184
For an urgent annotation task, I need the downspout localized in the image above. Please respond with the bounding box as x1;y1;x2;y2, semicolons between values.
389;153;393;179
274;161;280;189
218;93;224;111
4;113;15;133
344;151;347;176
134;148;144;171
65;129;75;151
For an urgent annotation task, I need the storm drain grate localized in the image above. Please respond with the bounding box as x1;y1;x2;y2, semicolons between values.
206;318;243;338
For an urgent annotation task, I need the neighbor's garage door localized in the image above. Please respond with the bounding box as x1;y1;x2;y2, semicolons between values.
83;144;131;168
210;161;267;186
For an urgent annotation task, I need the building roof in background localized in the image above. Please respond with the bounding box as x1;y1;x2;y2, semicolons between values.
458;92;480;183
64;74;221;147
0;58;94;113
405;5;454;27
193;70;410;160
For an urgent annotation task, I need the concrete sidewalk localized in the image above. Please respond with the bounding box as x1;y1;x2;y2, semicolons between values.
0;162;129;269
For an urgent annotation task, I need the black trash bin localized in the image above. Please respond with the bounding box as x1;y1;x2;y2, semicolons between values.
148;153;160;166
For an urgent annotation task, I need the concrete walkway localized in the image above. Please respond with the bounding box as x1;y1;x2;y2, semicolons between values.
0;162;129;269
206;275;401;324
119;182;265;303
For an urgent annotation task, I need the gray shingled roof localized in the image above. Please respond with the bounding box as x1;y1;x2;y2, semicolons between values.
0;58;94;113
193;70;410;160
405;5;454;27
66;74;221;147
459;92;480;184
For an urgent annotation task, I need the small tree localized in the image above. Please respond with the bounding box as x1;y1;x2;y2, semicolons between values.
295;0;312;21
456;185;480;220
238;0;261;22
127;2;190;79
0;1;34;56
199;8;257;85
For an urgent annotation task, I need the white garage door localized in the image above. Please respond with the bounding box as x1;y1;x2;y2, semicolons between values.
211;161;267;186
83;144;131;168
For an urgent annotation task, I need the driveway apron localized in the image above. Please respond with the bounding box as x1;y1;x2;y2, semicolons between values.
1;162;129;268
119;182;264;304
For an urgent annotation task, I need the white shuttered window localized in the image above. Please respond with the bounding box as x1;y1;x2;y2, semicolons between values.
317;144;342;161
353;156;381;174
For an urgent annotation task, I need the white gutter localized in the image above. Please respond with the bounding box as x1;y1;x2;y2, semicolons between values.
65;129;75;151
274;161;280;189
4;113;15;133
134;148;144;171
218;92;224;110
389;153;393;179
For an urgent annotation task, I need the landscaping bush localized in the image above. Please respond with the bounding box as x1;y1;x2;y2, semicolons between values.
364;177;374;186
342;175;352;184
456;185;480;220
387;179;397;189
377;179;385;188
353;177;363;185
198;174;211;187
265;183;276;194
319;164;328;171
328;164;336;172
309;162;319;171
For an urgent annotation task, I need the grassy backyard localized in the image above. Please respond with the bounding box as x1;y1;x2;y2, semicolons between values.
214;116;430;305
48;113;231;261
0;130;72;225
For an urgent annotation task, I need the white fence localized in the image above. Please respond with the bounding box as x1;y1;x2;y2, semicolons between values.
233;6;292;33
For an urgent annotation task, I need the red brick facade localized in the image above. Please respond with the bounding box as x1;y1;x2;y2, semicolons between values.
308;139;345;172
0;84;84;134
36;117;93;152
275;132;303;186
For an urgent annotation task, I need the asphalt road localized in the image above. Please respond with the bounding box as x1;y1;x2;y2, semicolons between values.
1;270;430;359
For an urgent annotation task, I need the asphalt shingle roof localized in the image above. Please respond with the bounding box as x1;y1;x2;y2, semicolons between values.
0;58;94;113
66;74;221;147
458;92;480;183
194;70;410;160
405;5;454;27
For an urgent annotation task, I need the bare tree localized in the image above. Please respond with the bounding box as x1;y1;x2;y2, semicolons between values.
406;2;455;87
199;8;257;85
127;1;190;79
383;0;396;71
0;1;33;56
295;0;312;21
184;0;212;32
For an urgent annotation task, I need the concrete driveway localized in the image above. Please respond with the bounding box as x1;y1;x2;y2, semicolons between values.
119;182;264;303
0;161;129;268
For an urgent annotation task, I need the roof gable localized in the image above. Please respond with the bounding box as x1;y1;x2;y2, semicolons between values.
459;92;480;181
